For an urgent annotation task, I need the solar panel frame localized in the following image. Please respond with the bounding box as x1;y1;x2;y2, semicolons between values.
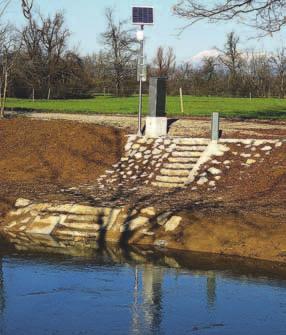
132;6;154;25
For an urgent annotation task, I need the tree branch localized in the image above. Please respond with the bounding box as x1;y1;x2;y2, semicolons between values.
173;0;286;35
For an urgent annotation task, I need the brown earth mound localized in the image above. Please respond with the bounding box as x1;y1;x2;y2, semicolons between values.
0;118;126;217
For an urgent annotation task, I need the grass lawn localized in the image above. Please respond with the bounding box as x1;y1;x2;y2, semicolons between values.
6;95;286;119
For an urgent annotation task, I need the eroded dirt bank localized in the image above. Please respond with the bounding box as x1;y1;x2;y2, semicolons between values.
0;117;285;264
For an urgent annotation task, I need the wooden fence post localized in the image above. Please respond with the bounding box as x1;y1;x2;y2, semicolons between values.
179;87;184;114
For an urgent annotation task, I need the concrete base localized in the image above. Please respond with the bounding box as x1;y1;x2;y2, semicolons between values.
145;116;168;138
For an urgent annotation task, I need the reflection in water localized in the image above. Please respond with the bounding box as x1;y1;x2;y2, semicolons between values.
131;265;164;335
142;265;163;334
0;232;286;335
207;272;216;308
0;259;4;310
0;257;5;334
131;267;140;335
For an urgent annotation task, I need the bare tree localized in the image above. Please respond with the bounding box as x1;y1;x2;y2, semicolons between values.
0;25;19;117
152;46;176;77
19;15;42;98
218;32;243;95
271;47;286;98
201;56;217;81
245;51;272;97
200;56;218;94
101;8;137;96
18;12;70;100
173;0;286;35
0;0;34;117
84;52;113;94
39;12;70;99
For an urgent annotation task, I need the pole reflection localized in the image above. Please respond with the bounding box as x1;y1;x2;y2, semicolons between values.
131;264;164;335
207;271;216;308
142;265;163;333
130;266;218;334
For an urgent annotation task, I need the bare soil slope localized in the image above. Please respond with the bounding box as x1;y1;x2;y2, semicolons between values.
0;118;126;217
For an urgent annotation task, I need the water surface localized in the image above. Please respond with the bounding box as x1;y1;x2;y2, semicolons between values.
0;234;285;335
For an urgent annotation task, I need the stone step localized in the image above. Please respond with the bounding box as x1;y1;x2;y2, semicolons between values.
160;169;190;177
163;163;195;169
65;214;106;222
156;175;188;183
56;234;77;241
175;145;207;152
168;157;198;163
172;151;202;158
46;205;113;216
59;222;102;231
151;181;185;188
55;229;100;238
175;138;210;145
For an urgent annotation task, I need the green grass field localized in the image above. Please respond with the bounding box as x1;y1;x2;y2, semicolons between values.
6;95;286;119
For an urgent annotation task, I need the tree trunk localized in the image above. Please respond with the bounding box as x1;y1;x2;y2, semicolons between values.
280;76;284;99
0;80;2;118
0;71;8;118
115;80;120;97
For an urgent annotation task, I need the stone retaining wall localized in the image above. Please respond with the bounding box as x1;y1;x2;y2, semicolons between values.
2;198;182;246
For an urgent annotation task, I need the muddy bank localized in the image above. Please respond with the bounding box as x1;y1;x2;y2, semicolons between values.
145;207;286;263
0;117;285;264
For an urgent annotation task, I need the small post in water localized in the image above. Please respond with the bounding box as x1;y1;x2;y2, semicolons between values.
211;112;220;141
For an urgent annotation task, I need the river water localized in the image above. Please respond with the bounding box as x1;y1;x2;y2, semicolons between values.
0;234;285;335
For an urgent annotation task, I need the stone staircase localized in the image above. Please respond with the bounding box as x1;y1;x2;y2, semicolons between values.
54;208;121;239
55;222;101;239
152;139;209;188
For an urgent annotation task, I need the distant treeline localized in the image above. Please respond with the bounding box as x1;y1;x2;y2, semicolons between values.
2;8;286;100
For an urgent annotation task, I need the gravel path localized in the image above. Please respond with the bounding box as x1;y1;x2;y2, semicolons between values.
19;112;286;138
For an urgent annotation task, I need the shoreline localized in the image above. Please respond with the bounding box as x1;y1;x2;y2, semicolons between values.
1;198;285;265
0;117;285;266
2;228;286;278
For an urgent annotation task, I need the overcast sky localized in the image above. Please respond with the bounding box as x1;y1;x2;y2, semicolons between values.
5;0;286;63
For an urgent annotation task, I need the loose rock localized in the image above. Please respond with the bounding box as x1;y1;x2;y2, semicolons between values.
165;216;182;232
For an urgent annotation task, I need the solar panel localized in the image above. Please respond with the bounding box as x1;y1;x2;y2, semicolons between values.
132;6;154;25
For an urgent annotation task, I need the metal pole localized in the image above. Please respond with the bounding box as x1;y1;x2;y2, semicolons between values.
138;78;143;135
211;112;220;141
137;25;144;136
